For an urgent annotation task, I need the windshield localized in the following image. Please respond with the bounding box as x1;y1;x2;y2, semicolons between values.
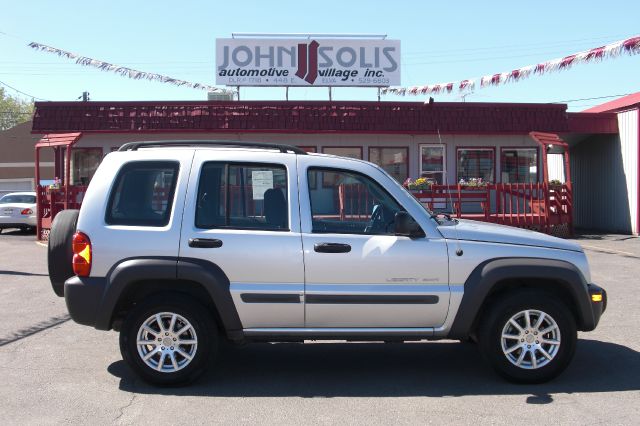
374;165;435;216
373;166;457;225
0;194;36;204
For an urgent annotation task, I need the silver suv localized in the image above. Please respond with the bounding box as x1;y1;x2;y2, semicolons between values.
48;141;606;386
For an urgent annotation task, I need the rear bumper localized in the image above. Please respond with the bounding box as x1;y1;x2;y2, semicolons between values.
587;283;607;329
64;276;107;328
0;218;36;228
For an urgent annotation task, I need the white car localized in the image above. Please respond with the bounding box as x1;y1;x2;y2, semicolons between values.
0;192;37;233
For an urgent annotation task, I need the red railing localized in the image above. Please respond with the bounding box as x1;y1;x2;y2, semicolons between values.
37;182;572;240
36;185;87;240
410;183;572;235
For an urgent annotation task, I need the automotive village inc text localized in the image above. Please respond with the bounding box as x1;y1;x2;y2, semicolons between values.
216;38;401;87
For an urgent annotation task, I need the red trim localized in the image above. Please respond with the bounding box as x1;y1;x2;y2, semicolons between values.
499;146;540;183
455;146;497;183
368;146;410;182
528;132;570;184
34;100;569;108
32;129;581;136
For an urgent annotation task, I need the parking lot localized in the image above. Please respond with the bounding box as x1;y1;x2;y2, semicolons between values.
1;229;639;425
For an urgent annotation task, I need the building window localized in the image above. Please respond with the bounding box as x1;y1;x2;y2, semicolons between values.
71;148;103;186
368;147;409;183
457;148;495;183
321;147;363;186
420;145;445;184
501;148;538;183
322;146;362;159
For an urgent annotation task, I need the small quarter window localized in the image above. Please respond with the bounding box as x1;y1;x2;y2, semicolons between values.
106;161;178;226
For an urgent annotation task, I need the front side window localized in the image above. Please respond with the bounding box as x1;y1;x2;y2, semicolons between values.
457;148;495;182
308;168;403;235
368;147;409;183
321;147;363;187
106;161;178;226
501;149;538;183
420;145;445;184
196;163;288;231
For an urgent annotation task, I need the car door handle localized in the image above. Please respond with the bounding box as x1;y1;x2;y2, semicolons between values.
314;243;351;253
188;238;223;248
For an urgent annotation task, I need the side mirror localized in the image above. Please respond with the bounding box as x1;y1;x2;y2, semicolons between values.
394;211;425;238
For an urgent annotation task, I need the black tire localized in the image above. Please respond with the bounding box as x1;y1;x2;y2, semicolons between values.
119;293;218;386
47;209;79;297
478;290;577;383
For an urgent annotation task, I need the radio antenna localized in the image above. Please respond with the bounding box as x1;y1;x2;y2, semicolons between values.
437;128;463;256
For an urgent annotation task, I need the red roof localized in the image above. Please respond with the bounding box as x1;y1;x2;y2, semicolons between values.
35;132;82;148
583;92;640;113
31;100;617;135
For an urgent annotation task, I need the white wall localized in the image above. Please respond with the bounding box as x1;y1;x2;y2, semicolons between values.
0;178;34;197
547;154;566;183
618;110;639;234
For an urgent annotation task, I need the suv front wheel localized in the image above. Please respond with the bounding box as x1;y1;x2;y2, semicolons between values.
478;290;577;383
119;293;218;386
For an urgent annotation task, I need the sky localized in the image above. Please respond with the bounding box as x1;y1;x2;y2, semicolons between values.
1;0;639;111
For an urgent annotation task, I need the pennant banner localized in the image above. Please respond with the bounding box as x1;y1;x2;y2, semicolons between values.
382;35;640;96
27;42;231;94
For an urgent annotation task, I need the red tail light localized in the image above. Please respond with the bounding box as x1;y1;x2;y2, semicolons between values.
72;232;92;277
21;208;33;215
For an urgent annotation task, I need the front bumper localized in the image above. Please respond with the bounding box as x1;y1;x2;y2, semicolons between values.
587;283;607;328
64;276;107;328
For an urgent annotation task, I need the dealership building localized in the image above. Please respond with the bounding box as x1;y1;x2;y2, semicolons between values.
0;36;637;238
23;94;636;239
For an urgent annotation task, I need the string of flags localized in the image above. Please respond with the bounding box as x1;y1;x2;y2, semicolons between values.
27;42;231;94
382;35;640;96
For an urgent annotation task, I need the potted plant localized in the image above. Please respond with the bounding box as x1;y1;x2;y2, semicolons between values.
403;177;434;192
458;177;490;188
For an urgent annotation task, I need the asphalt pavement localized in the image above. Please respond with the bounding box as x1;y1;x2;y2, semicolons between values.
0;229;638;425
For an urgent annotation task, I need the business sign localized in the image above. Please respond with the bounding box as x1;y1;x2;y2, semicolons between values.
216;38;400;87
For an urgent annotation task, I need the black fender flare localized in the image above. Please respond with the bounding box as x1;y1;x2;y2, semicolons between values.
447;257;595;339
94;257;243;340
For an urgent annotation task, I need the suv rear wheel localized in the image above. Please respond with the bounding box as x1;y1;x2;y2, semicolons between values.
119;293;218;386
478;290;577;383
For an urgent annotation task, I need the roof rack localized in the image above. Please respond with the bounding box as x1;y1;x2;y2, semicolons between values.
117;140;307;155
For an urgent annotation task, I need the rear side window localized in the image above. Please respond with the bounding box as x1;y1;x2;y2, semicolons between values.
106;161;179;226
195;162;288;231
0;195;36;204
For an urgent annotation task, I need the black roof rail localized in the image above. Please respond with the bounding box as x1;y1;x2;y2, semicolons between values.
117;140;307;155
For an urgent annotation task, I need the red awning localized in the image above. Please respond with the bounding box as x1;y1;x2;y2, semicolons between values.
529;131;569;153
35;132;82;148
